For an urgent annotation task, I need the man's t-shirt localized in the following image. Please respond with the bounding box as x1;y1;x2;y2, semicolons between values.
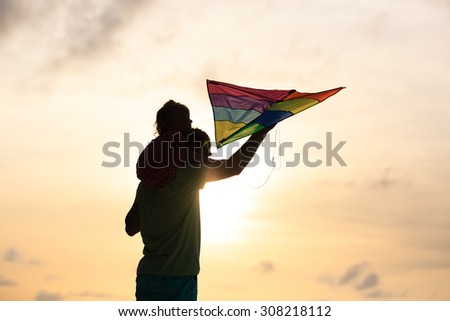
136;166;207;276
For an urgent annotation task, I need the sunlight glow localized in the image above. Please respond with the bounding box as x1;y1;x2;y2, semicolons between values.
200;178;255;244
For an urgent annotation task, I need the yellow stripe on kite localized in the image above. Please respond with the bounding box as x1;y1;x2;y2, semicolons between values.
214;120;246;143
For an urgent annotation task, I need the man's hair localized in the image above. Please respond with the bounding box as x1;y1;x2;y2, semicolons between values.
155;100;189;135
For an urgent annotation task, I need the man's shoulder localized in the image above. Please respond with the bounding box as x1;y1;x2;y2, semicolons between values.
177;165;207;180
174;165;208;189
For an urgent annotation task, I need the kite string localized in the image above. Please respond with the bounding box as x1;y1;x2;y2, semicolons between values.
242;124;280;189
274;124;282;170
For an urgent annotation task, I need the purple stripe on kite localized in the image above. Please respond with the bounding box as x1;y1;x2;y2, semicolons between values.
252;110;292;127
210;94;271;113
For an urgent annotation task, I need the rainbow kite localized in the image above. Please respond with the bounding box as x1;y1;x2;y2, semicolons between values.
207;79;344;148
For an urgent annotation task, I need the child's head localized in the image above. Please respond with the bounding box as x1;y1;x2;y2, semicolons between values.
155;100;192;135
185;128;212;157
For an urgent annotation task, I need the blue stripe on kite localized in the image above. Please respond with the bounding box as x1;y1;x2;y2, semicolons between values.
253;110;292;127
213;106;261;124
210;93;271;113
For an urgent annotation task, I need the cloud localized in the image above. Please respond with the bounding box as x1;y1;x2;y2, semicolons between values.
0;275;17;286
317;274;335;286
368;167;413;190
365;289;393;299
43;275;60;282
255;260;275;273
0;0;23;34
356;273;379;290
55;0;149;59
2;247;41;265
35;290;62;301
421;0;450;12
33;289;121;301
1;0;152;74
338;263;380;291
370;168;398;189
318;261;404;299
66;291;117;299
338;262;367;285
3;247;21;262
27;258;42;266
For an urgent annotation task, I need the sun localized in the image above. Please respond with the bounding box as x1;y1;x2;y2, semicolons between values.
200;178;255;244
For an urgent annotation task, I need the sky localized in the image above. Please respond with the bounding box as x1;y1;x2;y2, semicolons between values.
0;0;449;301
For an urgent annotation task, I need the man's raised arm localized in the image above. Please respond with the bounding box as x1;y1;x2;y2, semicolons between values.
206;126;273;182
